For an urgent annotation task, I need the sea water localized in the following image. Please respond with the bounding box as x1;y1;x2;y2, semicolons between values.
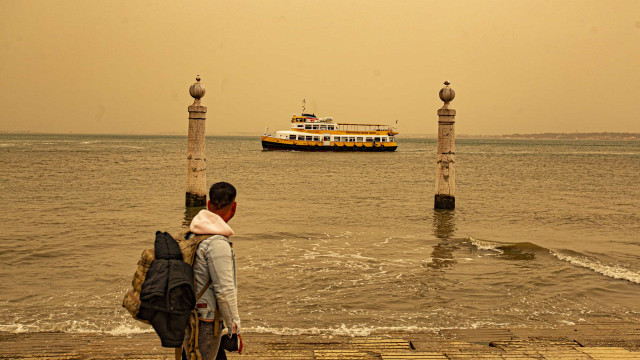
0;134;638;336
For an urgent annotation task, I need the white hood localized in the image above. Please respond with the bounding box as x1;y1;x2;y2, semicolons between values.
189;209;234;237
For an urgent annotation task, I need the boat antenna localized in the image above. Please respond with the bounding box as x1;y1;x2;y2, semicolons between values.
302;98;306;114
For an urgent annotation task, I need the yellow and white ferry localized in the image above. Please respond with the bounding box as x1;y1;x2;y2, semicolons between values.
261;108;398;152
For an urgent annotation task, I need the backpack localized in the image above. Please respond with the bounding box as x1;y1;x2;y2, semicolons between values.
122;231;219;360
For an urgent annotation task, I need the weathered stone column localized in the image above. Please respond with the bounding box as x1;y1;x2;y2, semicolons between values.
185;76;207;207
434;81;456;210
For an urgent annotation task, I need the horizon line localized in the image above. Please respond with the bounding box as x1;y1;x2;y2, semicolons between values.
1;130;639;138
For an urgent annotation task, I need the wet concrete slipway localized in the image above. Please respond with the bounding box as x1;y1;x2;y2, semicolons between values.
2;322;640;359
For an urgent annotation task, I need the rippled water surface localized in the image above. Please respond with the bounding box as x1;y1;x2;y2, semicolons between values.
0;134;639;335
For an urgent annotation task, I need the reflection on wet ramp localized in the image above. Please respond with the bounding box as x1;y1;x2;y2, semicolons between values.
427;210;458;270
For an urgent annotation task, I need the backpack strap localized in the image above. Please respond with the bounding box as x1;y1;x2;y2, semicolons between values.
191;235;221;337
186;310;202;360
181;276;212;360
196;279;212;301
184;253;217;359
182;233;225;359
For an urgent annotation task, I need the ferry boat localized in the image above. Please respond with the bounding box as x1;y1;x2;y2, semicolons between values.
261;106;398;152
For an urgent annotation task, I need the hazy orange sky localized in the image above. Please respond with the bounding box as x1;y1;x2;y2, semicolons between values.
1;1;639;135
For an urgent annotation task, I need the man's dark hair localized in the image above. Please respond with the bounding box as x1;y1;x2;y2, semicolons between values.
209;182;236;210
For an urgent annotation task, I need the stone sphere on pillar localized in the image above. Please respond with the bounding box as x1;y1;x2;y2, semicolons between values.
439;81;455;108
189;75;206;100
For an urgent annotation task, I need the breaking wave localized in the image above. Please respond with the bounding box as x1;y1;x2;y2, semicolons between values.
468;238;546;260
552;252;640;284
468;238;640;284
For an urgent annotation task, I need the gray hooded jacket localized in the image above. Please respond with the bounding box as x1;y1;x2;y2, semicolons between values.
189;210;240;333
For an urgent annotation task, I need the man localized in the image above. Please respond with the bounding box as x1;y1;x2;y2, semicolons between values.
184;182;241;360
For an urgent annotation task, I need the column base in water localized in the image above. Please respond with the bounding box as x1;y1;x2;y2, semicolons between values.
434;194;455;210
186;192;206;207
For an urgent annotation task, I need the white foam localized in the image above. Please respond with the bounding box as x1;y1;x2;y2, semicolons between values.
0;323;38;333
0;320;154;336
244;324;439;337
552;252;640;284
105;324;154;336
469;238;504;253
468;321;509;328
60;320;101;333
313;251;377;261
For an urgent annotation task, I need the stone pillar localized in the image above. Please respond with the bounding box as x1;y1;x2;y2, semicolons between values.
185;76;207;207
434;81;456;210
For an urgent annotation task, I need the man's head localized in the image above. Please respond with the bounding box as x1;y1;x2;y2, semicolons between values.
207;182;237;223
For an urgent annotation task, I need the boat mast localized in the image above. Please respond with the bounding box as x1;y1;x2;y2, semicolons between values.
301;98;306;115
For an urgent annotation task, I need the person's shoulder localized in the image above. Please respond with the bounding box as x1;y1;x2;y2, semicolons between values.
204;234;230;242
203;235;232;249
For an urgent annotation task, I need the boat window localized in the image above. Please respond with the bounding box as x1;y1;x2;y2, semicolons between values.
297;124;304;128
312;125;319;130
320;125;327;130
374;137;381;142
305;124;312;129
324;136;330;141
289;135;296;140
328;125;334;130
357;137;363;142
381;137;387;142
314;136;320;141
366;137;373;142
297;135;305;140
306;136;313;141
349;137;355;142
389;136;395;142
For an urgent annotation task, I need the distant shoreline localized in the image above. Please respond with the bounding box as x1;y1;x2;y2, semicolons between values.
405;132;640;140
1;131;639;140
472;132;640;141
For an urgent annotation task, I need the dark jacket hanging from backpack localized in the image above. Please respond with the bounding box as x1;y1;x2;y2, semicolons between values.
137;231;196;347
